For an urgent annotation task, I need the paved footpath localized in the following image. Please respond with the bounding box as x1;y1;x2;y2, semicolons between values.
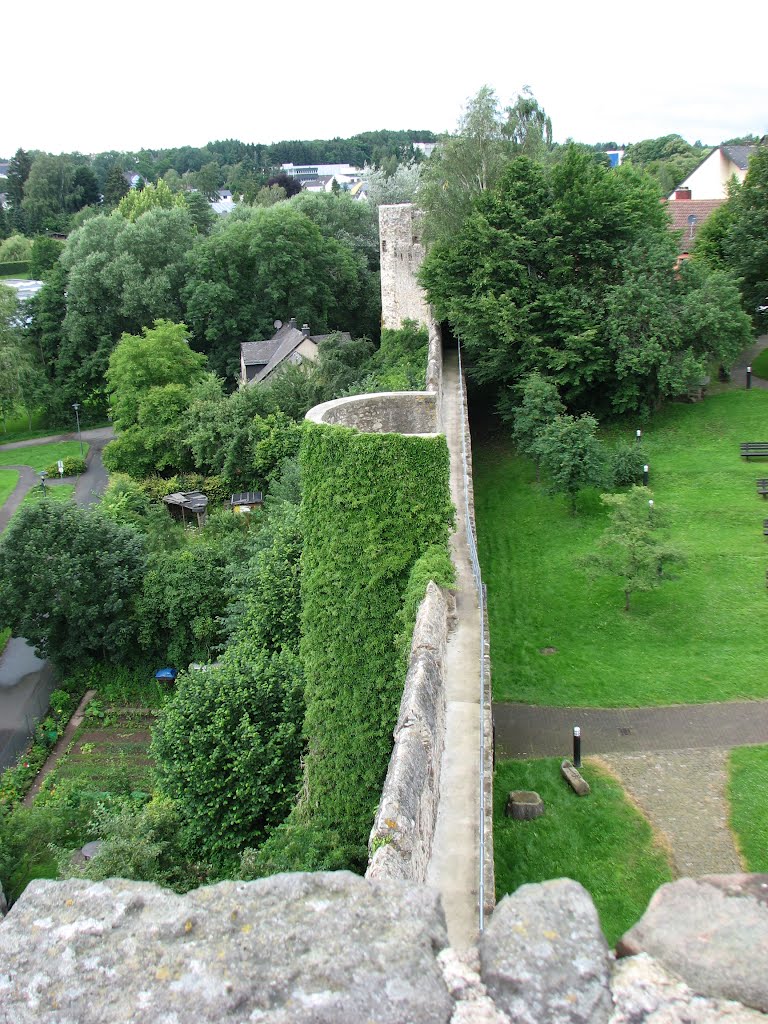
493;699;768;877
0;427;113;532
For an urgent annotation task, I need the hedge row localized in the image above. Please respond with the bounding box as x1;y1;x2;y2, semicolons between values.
298;423;453;860
0;261;30;277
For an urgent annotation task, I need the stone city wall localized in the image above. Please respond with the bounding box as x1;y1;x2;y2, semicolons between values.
366;582;452;882
4;872;768;1023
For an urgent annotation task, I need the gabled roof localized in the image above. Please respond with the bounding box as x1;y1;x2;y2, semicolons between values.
722;145;757;170
666;198;725;253
242;323;353;383
254;326;315;382
240;336;283;367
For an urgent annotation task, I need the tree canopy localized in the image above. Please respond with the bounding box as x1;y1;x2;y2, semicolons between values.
421;145;752;416
0;501;146;670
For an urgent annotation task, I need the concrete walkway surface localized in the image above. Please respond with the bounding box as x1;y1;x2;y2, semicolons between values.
426;350;482;949
494;700;768;759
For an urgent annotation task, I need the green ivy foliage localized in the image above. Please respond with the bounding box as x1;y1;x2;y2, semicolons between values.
298;423;453;860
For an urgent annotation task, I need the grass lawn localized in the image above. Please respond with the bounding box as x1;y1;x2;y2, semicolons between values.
752;349;768;379
0;440;87;473
728;744;768;871
19;483;75;511
494;758;673;946
0;469;19;508
475;389;768;706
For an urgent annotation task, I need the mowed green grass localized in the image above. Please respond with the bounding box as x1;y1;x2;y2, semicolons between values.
494;758;672;946
19;484;75;511
475;389;768;706
0;469;19;508
0;441;86;473
729;745;768;871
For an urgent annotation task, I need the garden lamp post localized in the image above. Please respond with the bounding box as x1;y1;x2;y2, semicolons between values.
72;403;84;458
40;471;48;497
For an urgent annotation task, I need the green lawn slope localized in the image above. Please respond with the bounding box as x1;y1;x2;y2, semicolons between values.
475;390;768;706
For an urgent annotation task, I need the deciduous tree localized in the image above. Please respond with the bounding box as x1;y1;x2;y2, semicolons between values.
0;502;146;670
581;486;683;610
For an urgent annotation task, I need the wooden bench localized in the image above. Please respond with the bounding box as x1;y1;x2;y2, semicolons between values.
758;480;768;499
741;443;768;459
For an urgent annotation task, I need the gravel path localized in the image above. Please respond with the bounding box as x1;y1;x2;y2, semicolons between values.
595;750;743;877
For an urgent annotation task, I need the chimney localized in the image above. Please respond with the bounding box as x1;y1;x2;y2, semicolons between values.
301;324;311;337
289;317;297;328
675;187;692;200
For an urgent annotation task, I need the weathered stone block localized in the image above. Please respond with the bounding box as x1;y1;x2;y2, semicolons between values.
479;879;612;1024
0;873;454;1024
609;953;768;1023
617;874;768;1013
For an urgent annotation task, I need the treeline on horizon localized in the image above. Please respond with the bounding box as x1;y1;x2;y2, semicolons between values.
1;130;440;185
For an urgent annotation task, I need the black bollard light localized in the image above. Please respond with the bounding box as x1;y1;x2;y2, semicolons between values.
636;428;642;443
643;464;649;486
573;726;581;768
747;366;752;390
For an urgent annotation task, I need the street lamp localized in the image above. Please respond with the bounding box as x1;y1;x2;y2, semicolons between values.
72;403;83;458
40;471;48;498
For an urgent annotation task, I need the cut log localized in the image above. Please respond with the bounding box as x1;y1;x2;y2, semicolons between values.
561;759;590;796
505;790;544;820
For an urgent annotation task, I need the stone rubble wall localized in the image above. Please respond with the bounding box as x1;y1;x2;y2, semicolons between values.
380;204;431;330
366;582;452;882
3;873;768;1023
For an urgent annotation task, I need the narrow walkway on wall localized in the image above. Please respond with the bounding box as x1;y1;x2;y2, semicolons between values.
426;350;482;949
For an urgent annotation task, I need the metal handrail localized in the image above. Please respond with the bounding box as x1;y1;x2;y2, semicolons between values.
456;340;487;932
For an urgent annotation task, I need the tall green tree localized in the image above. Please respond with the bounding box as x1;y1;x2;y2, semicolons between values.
418;85;553;245
21;154;76;233
723;147;768;323
0;285;43;429
106;319;210;430
183;204;359;378
55;207;198;410
422;145;748;416
0;502;146;670
69;165;100;211
5;148;32;231
103;164;130;207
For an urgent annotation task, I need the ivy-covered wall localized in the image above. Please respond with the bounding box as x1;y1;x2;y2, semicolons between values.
299;423;453;862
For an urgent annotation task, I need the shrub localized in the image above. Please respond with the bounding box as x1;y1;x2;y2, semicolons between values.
611;442;649;488
44;456;87;478
152;645;305;870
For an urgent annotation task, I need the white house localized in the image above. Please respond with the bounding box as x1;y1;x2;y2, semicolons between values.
668;145;758;200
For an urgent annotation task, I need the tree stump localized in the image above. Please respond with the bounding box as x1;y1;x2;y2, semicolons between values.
505;790;544;820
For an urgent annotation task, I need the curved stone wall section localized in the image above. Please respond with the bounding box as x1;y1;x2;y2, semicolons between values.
366;583;452;882
305;391;438;435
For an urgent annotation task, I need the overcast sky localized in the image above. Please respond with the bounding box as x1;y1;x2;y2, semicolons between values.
3;0;766;158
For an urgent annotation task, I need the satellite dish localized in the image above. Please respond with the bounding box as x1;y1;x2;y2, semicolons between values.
274;319;283;329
